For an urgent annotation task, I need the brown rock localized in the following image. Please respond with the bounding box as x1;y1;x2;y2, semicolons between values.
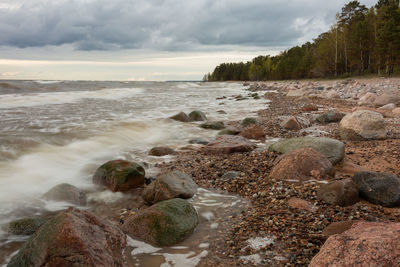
301;104;318;112
281;116;302;130
149;146;175;156
239;125;266;140
337;159;369;176
393;107;400;115
322;220;359;238
287;197;316;212
269;148;333;182
203;135;256;154
310;221;400;267
317;179;360;207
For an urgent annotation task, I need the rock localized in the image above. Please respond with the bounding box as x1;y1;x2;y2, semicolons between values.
142;171;198;204
239;125;266;140
339;110;387;141
309;221;400;267
217;110;227;114
203;135;256;154
200;121;225;130
287;198;315;212
374;92;400;107
352;171;400;207
42;183;87;206
280;116;302;130
188;138;209;145
268;137;345;165
149;146;175;156
317;179;359;207
93;160;145;192
378;103;396;110
393;107;400;115
315;111;345;124
352;106;386;116
220;171;239;180
358;92;377;105
301;104;318;112
170;112;192;122
188;110;207;121
5;216;45;236
269;148;333;182
338;159;369;176
217;126;240;136
287;88;311;97
322;220;359;238
122;198;199;247
8;207;127;267
241;117;257;127
325;91;340;99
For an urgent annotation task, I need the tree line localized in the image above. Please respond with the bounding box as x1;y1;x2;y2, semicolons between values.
205;0;400;81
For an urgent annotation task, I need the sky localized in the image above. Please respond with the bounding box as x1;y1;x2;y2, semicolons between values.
0;0;377;81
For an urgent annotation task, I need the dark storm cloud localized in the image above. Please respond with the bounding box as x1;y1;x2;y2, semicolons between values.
0;0;376;51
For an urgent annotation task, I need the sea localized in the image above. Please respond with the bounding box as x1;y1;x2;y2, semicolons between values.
0;80;269;266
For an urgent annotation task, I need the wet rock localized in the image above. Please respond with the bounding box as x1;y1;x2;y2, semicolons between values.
149;146;176;156
217;126;240;136
5;216;45;236
42;183;87;206
8;207;127;267
217;110;227;114
315;111;345;124
188;138;209;145
352;171;400;207
203;135;256;154
142;170;198;204
317;179;359;207
310;221;400;267
220;171;239;180
93;160;145;192
241;117;257;127
200;121;225;130
170;112;192;122
322;220;359;238
287;198;315;212
189;110;207;121
239;125;266;140
339;110;387;141
269;148;333;182
268;137;345;165
122;198;199;247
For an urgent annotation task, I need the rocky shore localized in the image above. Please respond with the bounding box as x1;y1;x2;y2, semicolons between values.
2;77;400;266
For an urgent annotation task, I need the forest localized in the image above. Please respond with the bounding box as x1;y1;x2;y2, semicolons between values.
205;0;400;81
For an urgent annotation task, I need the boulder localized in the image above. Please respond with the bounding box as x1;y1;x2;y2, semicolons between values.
122;198;199;247
322;220;359;238
357;92;377;105
142;171;198;204
239;125;266;140
42;183;87;206
374;92;400;107
241;117;257;127
393;107;400;115
200;121;225;130
352;171;400;207
93;160;145;192
268;137;345;165
378;103;396;110
269;148;333;182
203;135;256;154
339;110;387;141
149;146;175;156
188;110;207;121
217;126;240;136
287;88;311;97
317;179;359;207
280;116;302;130
170;112;192;122
8;207;127;267
309;221;400;267
220;171;239;180
5;216;45;236
316;111;345;124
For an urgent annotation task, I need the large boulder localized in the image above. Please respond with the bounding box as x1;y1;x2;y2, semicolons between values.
315;111;346;124
200;121;225;130
352;171;400;207
268;137;345;165
309;221;400;267
42;183;87;206
203;135;256;154
339;110;387;141
8;207;127;267
373;92;400;107
122;198;199;247
5;216;45;236
93;160;145;192
149;146;175;156
317;179;359;207
170;112;192;122
188;110;207;121
142;171;198;204
269;148;333;182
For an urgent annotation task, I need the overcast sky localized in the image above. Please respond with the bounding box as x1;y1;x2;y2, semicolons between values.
0;0;377;81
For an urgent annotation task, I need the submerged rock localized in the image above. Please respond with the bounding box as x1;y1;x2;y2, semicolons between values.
170;112;192;122
5;216;45;236
122;198;199;247
149;146;175;156
8;207;127;267
200;121;225;130
241;117;257;127
188;138;209;145
142;170;198;204
42;183;87;206
268;137;345;165
317;179;359;207
93;160;145;192
203;135;256;154
217;126;240;136
188;110;207;121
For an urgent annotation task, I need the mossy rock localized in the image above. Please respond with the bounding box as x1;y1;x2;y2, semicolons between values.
5;217;45;236
200;121;225;130
188;110;207;121
42;183;87;206
217;127;240;136
93;160;145;192
241;117;257;126
122;198;199;246
149;146;175;157
170;112;192;122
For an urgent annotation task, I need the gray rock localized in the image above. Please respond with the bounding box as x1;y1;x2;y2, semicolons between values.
217;126;240;136
42;183;87;206
170;112;192;122
316;112;346;124
188;110;207;121
200;121;225;130
220;171;239;180
188;138;209;145
241;117;257;126
4;216;45;236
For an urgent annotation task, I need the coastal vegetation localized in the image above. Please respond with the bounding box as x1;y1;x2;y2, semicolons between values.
205;0;400;81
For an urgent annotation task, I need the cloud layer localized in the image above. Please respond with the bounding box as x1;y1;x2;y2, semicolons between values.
0;0;376;51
